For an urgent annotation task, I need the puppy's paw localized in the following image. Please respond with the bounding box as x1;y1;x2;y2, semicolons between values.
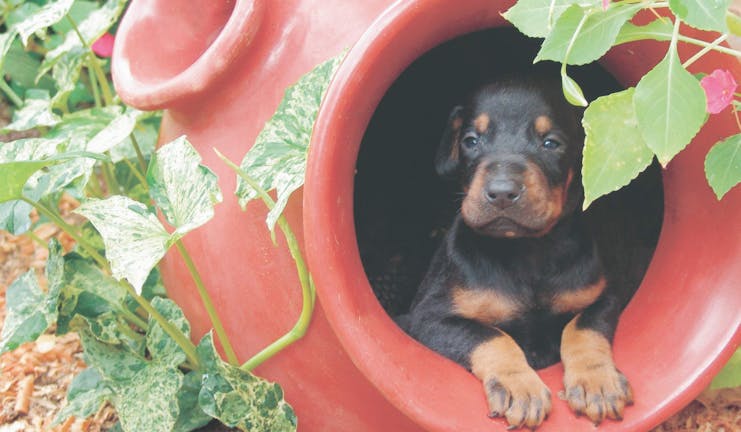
484;368;552;430
562;363;633;424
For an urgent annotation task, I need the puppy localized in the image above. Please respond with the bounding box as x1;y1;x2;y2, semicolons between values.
399;79;634;429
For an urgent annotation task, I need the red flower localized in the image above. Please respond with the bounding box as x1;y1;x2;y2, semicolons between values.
700;69;738;114
92;33;115;58
602;0;609;10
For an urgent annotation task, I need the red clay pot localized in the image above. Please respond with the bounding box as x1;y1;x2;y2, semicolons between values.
113;1;740;431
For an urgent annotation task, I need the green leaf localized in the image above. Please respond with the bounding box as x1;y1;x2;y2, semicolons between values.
581;88;654;208
197;333;297;432
15;0;75;46
57;254;131;335
4;41;55;90
147;297;190;368
0;240;64;353
236;53;343;230
502;0;599;38
634;45;707;167
115;363;183;432
0;160;59;202
174;371;213;432
561;68;588;106
3;90;61;131
535;2;643;65
75;196;170;293
80;329;145;382
705;133;741;199
43;0;126;70
0;137;106;203
86;108;144;155
710;349;741;389
615;18;674;45
146;136;222;238
80;330;183;432
669;0;731;33
0;200;33;235
728;10;741;36
54;368;114;426
48;47;87;109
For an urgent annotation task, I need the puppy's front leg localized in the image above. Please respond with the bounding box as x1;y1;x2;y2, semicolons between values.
560;296;634;423
413;317;551;429
471;330;552;429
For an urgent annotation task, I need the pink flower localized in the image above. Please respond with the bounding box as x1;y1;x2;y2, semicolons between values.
92;33;115;58
700;69;738;114
602;0;609;10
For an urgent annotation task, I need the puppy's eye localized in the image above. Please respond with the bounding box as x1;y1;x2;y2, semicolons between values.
542;138;561;149
462;134;479;149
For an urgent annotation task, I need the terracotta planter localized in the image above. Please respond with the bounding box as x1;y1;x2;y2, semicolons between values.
113;0;740;431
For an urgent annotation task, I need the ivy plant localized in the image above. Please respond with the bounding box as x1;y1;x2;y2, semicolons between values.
0;0;342;430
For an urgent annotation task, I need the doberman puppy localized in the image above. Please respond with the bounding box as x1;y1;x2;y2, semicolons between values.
398;78;635;429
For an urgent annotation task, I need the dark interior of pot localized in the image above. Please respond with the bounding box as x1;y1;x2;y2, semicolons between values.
354;27;664;318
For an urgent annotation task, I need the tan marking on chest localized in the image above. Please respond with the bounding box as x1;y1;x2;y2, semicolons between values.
474;113;490;134
551;276;606;314
452;287;522;324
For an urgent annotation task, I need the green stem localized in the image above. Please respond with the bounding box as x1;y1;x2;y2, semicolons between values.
0;78;23;108
677;34;741;59
122;157;149;191
23;197;108;269
174;240;240;366
130;132;148;174
101;156;121;195
118;279;201;369
683;34;729;69
116;319;144;342
66;15;114;106
88;61;102;108
86;169;105;198
119;306;149;331
213;150;316;372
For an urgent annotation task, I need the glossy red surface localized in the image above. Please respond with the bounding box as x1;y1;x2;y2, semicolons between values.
113;0;740;431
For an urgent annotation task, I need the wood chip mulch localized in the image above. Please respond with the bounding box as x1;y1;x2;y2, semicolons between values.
0;200;738;431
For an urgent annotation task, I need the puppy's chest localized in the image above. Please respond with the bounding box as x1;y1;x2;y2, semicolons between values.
450;275;605;326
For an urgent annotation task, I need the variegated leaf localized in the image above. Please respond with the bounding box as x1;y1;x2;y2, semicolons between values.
3;90;61;132
16;0;74;46
43;0;126;70
75;196;170;294
146;136;222;238
86;107;143;154
0;240;64;353
197;333;297;432
236;53;343;230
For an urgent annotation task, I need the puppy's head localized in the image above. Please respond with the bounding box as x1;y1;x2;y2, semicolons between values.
436;80;584;238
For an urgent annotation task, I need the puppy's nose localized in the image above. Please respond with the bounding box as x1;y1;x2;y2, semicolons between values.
484;179;523;209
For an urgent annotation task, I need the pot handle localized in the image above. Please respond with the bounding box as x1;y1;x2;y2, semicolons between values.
112;0;264;110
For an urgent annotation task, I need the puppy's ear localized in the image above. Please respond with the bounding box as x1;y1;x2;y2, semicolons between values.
435;105;464;178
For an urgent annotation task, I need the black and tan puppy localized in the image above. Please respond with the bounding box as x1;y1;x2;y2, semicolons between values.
399;79;634;429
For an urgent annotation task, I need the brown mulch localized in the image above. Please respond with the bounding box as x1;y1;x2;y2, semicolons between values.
0;216;738;431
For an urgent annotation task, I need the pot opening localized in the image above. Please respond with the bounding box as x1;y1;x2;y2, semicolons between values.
354;27;664;329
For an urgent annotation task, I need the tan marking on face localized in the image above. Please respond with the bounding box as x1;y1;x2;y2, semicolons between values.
561;317;634;422
474;113;490;134
471;334;552;427
461;164;490;228
551;276;606;314
452;287;522;324
534;115;553;135
521;164;572;236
